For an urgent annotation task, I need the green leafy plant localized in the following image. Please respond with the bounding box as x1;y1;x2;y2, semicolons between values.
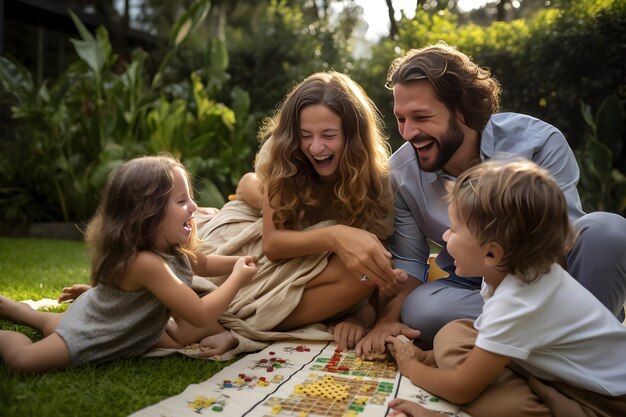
577;95;626;215
0;0;256;228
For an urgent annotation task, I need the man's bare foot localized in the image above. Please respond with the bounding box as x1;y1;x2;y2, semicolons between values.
195;330;239;358
0;295;35;323
388;398;444;417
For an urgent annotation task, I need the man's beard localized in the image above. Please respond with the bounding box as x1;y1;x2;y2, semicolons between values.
417;115;465;173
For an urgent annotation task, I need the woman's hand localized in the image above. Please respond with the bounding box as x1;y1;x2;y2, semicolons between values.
379;268;410;297
329;316;369;351
331;225;395;288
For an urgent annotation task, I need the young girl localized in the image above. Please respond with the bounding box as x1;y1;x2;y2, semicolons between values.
386;159;626;417
0;155;257;373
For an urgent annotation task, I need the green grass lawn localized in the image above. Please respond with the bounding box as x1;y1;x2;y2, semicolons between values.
0;237;237;417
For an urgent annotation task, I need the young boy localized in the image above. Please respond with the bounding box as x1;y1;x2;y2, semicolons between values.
386;159;626;417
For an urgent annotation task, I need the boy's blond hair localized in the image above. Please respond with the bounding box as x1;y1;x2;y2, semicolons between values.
449;158;575;283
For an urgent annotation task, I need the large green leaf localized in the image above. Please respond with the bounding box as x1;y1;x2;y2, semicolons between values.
153;0;211;89
0;56;34;100
172;0;211;47
68;10;106;77
195;178;226;208
579;99;595;131
207;38;229;78
582;137;613;181
595;95;624;159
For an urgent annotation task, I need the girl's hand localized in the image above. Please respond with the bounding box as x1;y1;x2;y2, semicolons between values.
231;255;258;285
57;283;92;303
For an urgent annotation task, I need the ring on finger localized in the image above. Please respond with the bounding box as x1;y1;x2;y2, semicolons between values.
359;274;369;282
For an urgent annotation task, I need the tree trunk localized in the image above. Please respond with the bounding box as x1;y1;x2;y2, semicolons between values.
497;0;508;21
385;0;399;38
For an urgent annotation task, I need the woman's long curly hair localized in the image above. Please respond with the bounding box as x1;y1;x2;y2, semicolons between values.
256;71;392;230
85;155;199;286
387;42;501;132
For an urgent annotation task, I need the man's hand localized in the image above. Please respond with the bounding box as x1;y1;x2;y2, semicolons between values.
355;321;420;359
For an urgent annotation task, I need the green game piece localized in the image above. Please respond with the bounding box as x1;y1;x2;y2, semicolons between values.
349;404;365;412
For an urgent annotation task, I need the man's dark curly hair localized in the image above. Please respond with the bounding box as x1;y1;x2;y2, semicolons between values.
387;42;501;132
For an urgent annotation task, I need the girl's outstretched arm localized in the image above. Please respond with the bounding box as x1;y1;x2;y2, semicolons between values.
129;252;257;328
386;335;510;404
191;253;250;277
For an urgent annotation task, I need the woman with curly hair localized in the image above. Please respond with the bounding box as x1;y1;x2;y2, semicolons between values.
206;71;403;354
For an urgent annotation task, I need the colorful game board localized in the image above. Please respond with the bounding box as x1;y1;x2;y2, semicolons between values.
130;341;471;417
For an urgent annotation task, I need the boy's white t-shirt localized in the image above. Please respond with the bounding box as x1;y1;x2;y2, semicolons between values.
474;263;626;396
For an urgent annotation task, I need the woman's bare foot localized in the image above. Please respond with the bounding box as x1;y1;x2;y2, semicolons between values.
196;330;239;358
388;398;444;417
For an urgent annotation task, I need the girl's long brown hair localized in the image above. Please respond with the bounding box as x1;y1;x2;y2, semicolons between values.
85;155;198;286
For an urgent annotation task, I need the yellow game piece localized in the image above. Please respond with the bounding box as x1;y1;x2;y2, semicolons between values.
271;404;282;414
298;411;308;417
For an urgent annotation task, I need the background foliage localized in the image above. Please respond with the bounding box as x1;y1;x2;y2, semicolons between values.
1;0;624;227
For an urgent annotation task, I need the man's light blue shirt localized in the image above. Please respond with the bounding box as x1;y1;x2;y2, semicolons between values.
388;112;585;283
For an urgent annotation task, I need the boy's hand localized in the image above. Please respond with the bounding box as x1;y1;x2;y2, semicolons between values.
356;322;421;359
385;334;428;372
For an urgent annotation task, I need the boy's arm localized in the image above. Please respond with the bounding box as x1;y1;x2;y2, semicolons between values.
388;336;510;404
